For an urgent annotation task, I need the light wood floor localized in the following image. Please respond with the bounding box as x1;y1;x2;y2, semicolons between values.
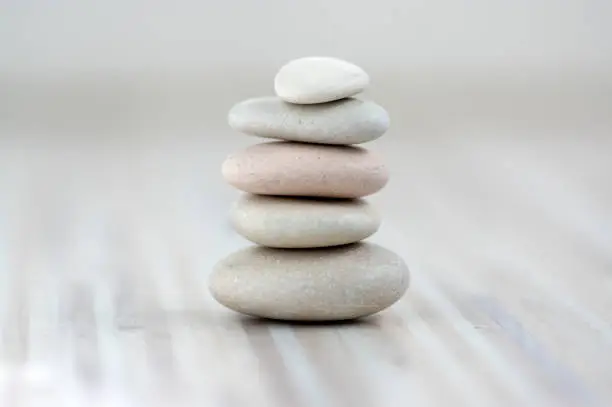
0;77;611;407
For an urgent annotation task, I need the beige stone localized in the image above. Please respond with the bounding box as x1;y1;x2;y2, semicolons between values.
230;194;380;248
209;243;410;321
274;56;369;104
221;141;389;198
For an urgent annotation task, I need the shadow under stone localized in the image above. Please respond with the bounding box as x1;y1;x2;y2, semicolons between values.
237;313;383;330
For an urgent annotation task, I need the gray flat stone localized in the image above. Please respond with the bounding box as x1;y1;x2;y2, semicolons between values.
228;97;389;145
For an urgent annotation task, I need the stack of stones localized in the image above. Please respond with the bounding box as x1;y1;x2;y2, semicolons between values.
209;56;410;322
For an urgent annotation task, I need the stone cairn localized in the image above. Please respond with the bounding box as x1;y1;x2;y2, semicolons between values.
209;56;409;322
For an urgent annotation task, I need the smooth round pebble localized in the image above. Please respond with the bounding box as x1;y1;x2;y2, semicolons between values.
209;242;410;321
228;97;389;145
230;194;380;248
221;141;389;198
274;56;369;104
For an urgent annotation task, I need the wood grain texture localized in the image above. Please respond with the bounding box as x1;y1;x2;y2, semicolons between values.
0;79;611;407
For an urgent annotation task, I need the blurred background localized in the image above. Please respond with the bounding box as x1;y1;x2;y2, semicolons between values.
1;1;611;406
2;0;611;136
3;0;612;76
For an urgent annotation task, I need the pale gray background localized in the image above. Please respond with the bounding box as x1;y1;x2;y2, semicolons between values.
2;0;612;77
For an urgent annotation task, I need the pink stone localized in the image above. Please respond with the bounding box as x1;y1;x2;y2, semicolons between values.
221;141;389;198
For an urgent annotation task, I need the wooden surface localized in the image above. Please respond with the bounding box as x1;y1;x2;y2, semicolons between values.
0;79;611;407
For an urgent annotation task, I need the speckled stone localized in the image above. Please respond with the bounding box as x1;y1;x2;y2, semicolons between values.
228;97;389;145
274;57;369;104
221;141;389;198
230;194;380;248
209;242;410;321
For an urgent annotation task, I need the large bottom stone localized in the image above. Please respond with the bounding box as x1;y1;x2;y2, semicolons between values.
209;243;409;321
